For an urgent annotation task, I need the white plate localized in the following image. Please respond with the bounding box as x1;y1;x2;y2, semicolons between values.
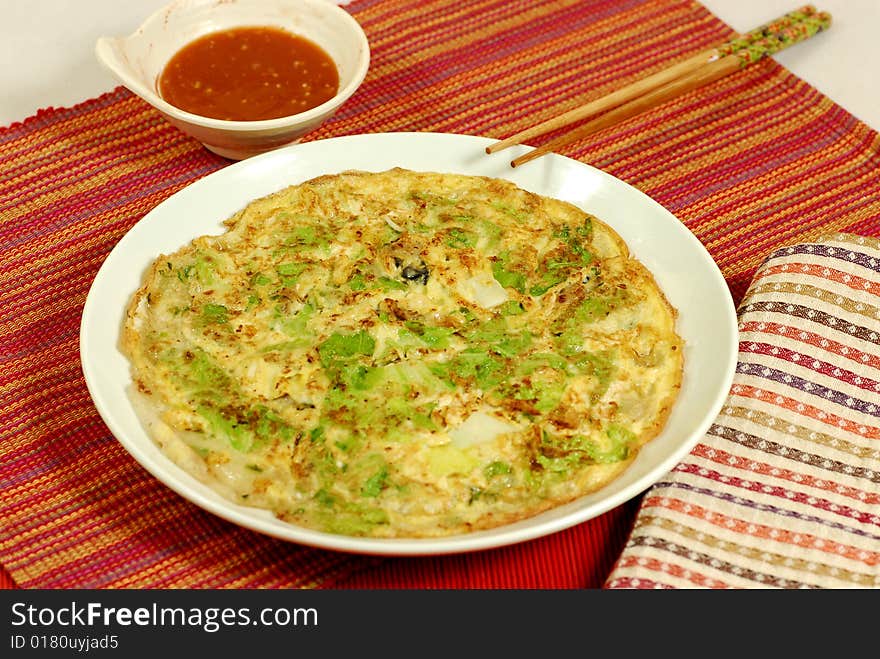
80;132;738;556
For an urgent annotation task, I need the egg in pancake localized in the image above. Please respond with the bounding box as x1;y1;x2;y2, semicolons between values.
122;168;683;538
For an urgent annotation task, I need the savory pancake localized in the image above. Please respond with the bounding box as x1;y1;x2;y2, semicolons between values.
122;168;684;538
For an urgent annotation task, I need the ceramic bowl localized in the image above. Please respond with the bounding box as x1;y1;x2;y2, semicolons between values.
95;0;370;160
81;132;739;555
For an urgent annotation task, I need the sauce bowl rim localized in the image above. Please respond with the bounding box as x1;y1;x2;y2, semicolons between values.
94;0;371;132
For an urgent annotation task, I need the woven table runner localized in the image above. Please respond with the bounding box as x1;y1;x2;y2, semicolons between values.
1;0;878;589
606;233;880;588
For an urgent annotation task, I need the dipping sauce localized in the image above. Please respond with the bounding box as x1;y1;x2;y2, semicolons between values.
158;26;339;121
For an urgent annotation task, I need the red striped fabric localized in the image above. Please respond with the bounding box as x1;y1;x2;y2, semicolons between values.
606;234;880;588
0;569;14;589
1;0;878;589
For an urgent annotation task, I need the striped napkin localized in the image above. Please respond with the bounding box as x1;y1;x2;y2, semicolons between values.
606;232;880;589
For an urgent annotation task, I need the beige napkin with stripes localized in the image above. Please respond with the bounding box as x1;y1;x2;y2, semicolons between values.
606;233;880;589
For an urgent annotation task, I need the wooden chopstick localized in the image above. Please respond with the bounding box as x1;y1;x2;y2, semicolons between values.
489;5;831;167
485;48;718;155
510;53;741;167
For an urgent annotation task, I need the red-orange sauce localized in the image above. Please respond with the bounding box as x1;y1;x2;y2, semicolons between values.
158;26;339;121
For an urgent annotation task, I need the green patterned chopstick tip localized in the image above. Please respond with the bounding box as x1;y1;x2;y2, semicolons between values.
718;5;832;67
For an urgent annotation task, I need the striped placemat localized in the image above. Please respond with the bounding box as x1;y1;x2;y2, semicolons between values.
606;233;880;588
1;0;879;589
